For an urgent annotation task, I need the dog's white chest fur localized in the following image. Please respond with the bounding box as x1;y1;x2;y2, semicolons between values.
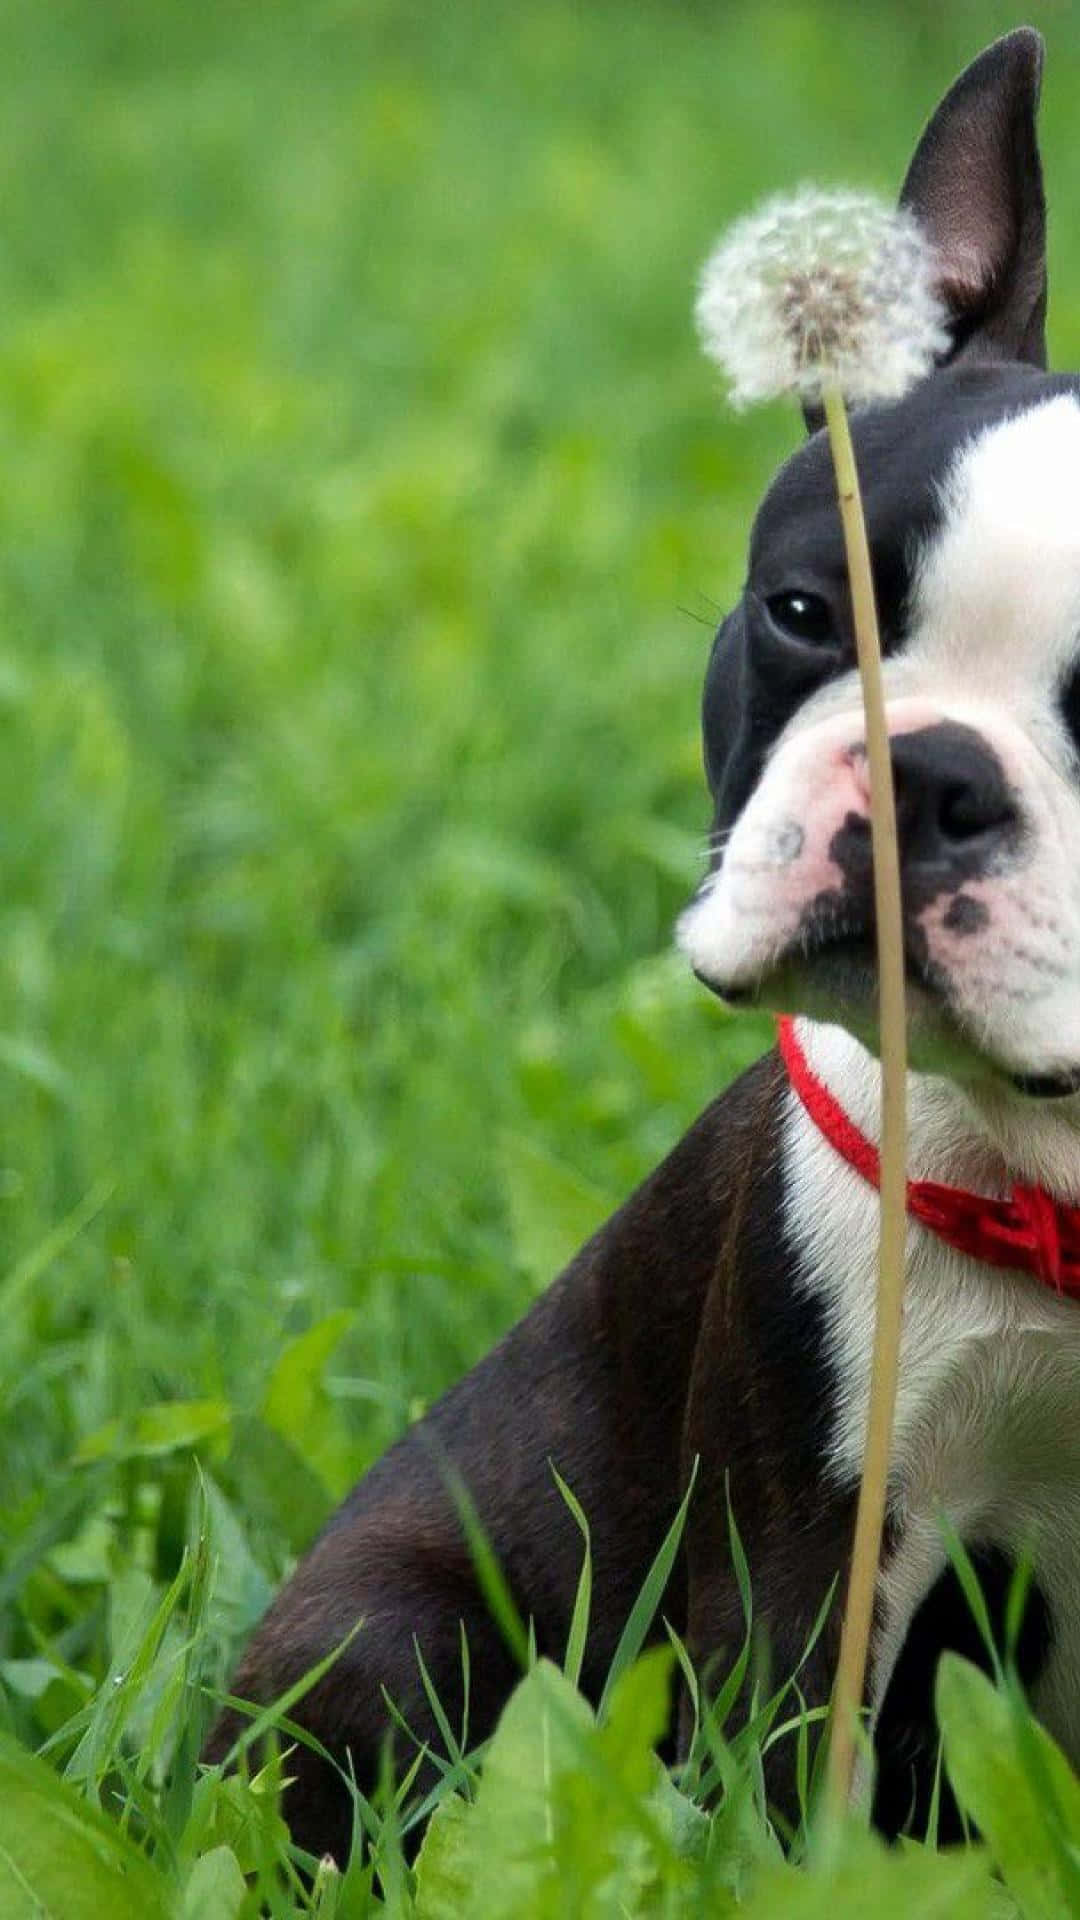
783;1020;1080;1759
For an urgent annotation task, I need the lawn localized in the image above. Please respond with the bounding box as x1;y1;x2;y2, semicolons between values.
3;1;1080;1912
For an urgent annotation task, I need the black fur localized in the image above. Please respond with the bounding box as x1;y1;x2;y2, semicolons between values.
872;1547;1051;1840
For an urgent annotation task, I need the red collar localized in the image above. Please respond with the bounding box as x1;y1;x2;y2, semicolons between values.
777;1016;1080;1299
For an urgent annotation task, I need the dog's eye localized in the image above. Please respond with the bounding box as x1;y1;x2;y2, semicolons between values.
765;590;833;645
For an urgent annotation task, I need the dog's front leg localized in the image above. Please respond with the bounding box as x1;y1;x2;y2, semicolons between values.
680;1480;851;1826
677;1119;854;1826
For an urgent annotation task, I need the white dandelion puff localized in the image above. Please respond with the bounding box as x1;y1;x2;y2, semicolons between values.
695;186;950;408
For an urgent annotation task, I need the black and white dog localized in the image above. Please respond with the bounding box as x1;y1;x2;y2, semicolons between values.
208;29;1080;1855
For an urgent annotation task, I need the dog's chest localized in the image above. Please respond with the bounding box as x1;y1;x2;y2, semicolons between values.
874;1325;1080;1760
781;1069;1080;1756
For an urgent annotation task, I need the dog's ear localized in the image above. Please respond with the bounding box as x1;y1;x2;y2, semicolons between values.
801;30;1047;433
900;27;1047;371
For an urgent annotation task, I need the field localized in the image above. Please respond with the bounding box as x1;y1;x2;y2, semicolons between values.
4;1;1080;1913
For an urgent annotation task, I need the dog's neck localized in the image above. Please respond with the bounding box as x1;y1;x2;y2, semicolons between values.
796;1018;1080;1205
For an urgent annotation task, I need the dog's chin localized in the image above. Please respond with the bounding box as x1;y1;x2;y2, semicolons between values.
712;938;978;1078
699;933;1080;1101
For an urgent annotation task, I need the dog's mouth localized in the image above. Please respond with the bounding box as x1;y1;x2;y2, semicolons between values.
694;909;919;1044
709;901;894;1010
697;907;1080;1101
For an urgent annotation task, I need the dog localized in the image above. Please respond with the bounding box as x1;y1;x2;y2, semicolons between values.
206;28;1080;1855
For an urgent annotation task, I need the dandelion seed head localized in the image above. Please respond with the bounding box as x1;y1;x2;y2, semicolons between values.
695;187;950;409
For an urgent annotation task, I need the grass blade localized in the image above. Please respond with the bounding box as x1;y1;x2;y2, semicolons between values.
549;1462;592;1690
598;1456;698;1721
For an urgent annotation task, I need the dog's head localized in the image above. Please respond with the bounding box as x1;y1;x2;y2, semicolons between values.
679;29;1080;1100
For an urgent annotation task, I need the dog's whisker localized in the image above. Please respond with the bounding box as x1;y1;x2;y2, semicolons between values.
678;604;720;631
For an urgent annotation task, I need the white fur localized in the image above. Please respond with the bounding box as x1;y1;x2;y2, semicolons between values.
784;1017;1080;1770
910;394;1080;704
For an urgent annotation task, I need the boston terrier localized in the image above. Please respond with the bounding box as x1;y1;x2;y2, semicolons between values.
207;28;1080;1855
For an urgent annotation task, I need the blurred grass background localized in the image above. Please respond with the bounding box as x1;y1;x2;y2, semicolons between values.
4;0;1080;1743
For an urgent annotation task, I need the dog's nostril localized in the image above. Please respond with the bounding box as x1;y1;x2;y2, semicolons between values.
938;781;1014;843
888;723;1019;865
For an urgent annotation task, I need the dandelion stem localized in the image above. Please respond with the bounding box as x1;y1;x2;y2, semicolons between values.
820;384;908;1822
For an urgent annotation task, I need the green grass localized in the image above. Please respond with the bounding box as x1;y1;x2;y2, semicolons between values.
4;0;1080;1911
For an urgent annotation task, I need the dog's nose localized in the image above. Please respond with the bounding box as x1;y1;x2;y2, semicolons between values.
888;721;1018;872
